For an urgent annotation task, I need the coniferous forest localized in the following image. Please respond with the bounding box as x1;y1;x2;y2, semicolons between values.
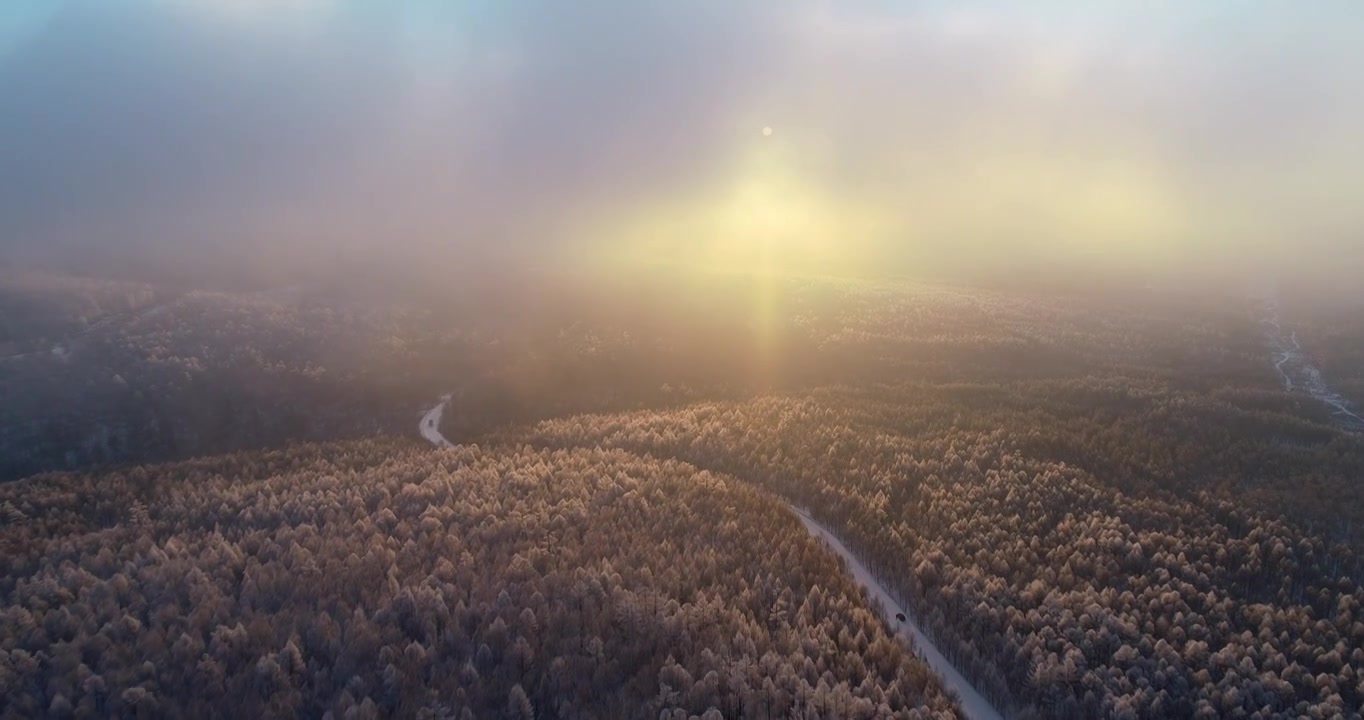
6;3;1364;718
3;272;1363;718
0;440;958;718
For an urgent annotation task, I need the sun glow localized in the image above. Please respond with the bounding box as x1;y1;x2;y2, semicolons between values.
594;135;899;279
581;131;905;382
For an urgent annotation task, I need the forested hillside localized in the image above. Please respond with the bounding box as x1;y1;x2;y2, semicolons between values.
504;373;1364;717
5;271;1364;718
9;1;1364;717
0;270;1280;483
0;439;958;719
1283;295;1364;413
0;274;165;359
0;271;763;481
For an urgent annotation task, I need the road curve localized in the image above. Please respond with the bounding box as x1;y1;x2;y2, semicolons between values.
417;395;1004;719
789;507;1004;720
1261;298;1364;429
420;394;455;448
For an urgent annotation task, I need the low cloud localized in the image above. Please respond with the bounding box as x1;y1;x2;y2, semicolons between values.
2;1;1362;285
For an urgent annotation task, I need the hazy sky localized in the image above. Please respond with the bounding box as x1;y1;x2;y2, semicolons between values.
2;1;1363;283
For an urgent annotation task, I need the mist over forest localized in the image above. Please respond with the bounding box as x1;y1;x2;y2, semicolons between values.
3;3;1364;719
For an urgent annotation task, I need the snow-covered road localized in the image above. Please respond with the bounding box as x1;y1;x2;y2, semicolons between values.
417;395;1003;718
790;507;1004;720
1261;298;1364;429
419;394;455;448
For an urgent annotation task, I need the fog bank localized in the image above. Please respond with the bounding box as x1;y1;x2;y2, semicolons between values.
3;1;1363;287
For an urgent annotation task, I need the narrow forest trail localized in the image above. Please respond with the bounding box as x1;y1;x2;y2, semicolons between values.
789;507;1005;720
1260;298;1364;430
418;394;1005;720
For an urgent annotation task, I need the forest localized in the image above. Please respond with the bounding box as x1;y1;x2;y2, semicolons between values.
0;271;765;481
3;269;1364;719
7;2;1364;717
510;388;1364;717
0;439;958;719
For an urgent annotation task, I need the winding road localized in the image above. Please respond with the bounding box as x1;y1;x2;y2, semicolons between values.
419;396;1004;719
420;394;455;448
1261;298;1364;429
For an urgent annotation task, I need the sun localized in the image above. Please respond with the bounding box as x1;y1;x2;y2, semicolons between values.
762;126;773;137
590;134;902;282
